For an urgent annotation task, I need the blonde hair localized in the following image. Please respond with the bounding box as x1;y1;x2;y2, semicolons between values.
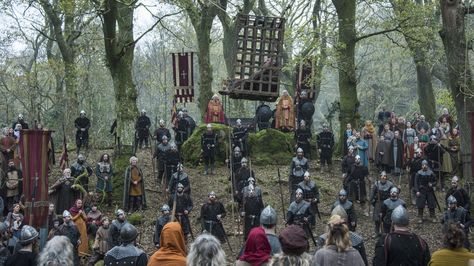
325;215;352;252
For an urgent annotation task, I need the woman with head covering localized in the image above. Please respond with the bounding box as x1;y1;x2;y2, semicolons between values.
237;227;271;265
312;215;365;266
269;225;312;266
187;233;226;266
148;222;186;266
429;223;474;265
69;199;89;256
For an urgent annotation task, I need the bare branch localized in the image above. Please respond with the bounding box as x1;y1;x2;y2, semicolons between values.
355;27;401;43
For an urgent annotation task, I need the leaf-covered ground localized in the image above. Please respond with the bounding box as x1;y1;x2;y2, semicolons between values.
65;147;464;265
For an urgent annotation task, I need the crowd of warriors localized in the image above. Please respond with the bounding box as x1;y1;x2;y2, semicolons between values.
0;100;472;266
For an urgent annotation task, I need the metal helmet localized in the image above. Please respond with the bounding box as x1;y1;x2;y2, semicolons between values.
161;204;170;212
141;109;146;114
77;154;85;161
162;136;168;141
300;120;306;126
296;147;304;153
159;119;165;125
0;222;7;234
234;146;241;153
391;205;409;226
18;114;24;119
62;210;71;218
331;205;348;220
355;155;361;161
390;187;399;195
339;189;347;197
115;209;125;217
295;188;303;195
241;157;248;164
348;145;354;151
80;110;86;115
260;205;277;225
206;123;212;129
177;163;184;171
447;195;457;205
452;176;459;183
19;225;39;245
304;171;310;178
208;191;216;197
236;119;242;125
380;171;387;177
247;176;255;183
120;223;138;243
177;183;184;189
170;142;177;150
422;160;428;166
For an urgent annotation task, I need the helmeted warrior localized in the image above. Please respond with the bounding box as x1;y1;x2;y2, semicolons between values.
153;135;170;186
295;120;312;160
415;160;437;223
317;123;335;171
346;155;369;216
57;210;80;265
4;160;22;212
135;109;151;149
182;108;197;135
318;205;368;265
445;176;470;211
108;209;129;248
232;119;249;156
104;223;147;266
70;154;93;192
49;168;81;215
374;206;431;266
241;177;264;240
74;110;91;154
234;157;255;205
297;171;320;226
441;195;471;248
168;183;193;238
296;90;314;127
12;114;29;130
153;204;171;248
286;188;313;238
164;142;181;185
370;171;394;236
227;146;243;180
289;148;309;202
153;119;171;144
380;187;406;233
341;146;356;177
174;111;191;151
390;130;404;175
259;206;282;255
343;123;355;155
7;225;38;266
332;189;357;231
200;191;227;242
167;163;190;196
424;135;444;190
95;153;113;207
201;124;218;175
408;148;424;205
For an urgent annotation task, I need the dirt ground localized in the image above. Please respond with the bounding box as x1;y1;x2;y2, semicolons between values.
75;147;456;265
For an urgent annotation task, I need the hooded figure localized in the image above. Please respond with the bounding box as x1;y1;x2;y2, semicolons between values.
237;227;271;266
148;222;187;266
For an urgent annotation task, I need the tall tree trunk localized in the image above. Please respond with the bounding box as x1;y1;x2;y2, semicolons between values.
332;0;359;154
101;0;138;143
194;16;214;119
440;0;474;179
413;60;436;123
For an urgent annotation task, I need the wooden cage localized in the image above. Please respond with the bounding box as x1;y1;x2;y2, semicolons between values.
219;14;285;102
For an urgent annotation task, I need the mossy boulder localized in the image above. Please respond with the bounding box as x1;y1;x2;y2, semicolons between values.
128;213;143;225
181;123;232;166
248;129;295;165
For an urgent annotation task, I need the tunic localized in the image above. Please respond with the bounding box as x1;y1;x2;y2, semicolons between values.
129;167;142;196
50;177;81;215
374;230;430;266
205;99;225;123
201;201;227;242
275;95;295;130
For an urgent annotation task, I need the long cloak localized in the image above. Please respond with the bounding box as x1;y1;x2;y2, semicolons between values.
123;166;148;209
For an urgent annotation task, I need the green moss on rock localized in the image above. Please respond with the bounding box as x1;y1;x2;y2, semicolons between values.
248;129;295;165
182;126;295;166
128;213;143;225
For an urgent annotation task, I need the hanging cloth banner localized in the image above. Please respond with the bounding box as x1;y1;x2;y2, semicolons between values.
19;129;53;228
296;59;316;100
172;52;194;103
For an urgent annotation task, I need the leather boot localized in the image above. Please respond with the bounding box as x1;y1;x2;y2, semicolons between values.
429;209;437;223
417;208;424;223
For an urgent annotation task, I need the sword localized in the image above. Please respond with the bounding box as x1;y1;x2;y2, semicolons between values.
303;222;317;247
430;189;442;212
185;214;195;241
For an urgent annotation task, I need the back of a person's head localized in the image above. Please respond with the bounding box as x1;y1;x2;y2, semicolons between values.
325;215;351;252
186;233;226;266
37;236;74;266
269;252;312;266
444;223;466;249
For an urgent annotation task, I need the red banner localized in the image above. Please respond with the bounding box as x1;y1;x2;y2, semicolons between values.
172;52;194;103
19;130;52;228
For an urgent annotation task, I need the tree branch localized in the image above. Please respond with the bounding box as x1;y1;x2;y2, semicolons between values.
465;6;474;14
355;27;401;43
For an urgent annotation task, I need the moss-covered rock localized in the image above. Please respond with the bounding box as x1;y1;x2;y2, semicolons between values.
181;123;232;166
128;213;143;225
248;129;295;165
